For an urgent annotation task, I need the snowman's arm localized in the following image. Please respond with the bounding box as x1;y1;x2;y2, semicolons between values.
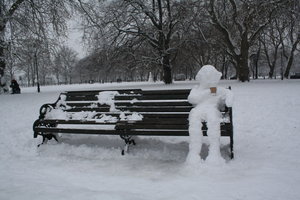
223;89;234;107
217;88;234;107
225;90;234;107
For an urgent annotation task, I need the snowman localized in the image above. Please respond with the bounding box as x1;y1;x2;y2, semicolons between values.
186;65;233;164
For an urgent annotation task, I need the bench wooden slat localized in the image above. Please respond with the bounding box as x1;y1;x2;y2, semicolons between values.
121;129;189;136
115;101;191;106
66;107;111;112
119;106;192;112
66;96;98;101
34;127;121;135
66;103;100;107
42;119;118;125
114;94;189;100
66;101;192;108
133;118;188;125
117;124;189;130
46;112;189;118
65;89;142;101
141;89;190;95
65;92;99;96
142;113;189;118
64;106;192;113
65;89;142;95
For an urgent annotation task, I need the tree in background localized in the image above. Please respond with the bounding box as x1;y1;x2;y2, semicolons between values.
208;0;290;81
53;45;78;84
0;0;25;88
76;0;192;84
0;0;71;91
282;0;300;78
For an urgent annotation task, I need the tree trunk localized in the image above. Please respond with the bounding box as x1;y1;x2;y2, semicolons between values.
255;48;260;80
0;46;5;77
284;34;300;78
237;37;250;82
56;71;60;84
0;26;6;77
268;54;278;79
237;56;250;82
284;51;295;79
224;63;228;79
269;66;275;79
162;54;172;84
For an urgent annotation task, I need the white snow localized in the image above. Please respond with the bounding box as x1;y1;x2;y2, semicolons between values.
94;114;118;123
56;94;71;109
1;79;300;200
119;112;143;121
45;108;69;120
71;111;96;120
125;112;144;121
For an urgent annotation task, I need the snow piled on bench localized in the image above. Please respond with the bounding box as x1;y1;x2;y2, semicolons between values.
1;80;300;200
120;112;143;121
97;91;119;111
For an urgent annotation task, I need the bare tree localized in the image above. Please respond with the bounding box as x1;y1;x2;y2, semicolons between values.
0;0;71;91
283;1;300;78
53;46;78;84
208;0;287;82
0;0;25;89
260;20;283;79
76;0;190;84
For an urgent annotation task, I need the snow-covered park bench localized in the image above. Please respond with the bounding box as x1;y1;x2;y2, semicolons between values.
33;88;234;158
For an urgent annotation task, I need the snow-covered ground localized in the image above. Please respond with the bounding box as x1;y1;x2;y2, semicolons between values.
1;80;300;200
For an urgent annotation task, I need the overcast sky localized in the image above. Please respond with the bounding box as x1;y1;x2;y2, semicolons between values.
66;19;86;59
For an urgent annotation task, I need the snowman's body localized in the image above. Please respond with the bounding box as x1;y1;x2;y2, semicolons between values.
186;65;233;164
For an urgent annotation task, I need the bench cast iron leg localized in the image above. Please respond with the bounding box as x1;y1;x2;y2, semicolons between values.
230;134;234;159
37;133;59;147
120;135;136;155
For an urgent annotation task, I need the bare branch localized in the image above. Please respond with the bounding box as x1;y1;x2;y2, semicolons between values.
208;0;236;55
6;0;25;19
228;0;243;34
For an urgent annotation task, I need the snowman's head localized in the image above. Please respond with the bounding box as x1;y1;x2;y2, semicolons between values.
195;65;222;88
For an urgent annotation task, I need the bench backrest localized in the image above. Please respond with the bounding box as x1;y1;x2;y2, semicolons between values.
56;89;231;137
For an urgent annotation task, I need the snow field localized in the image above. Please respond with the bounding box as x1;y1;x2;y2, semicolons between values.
0;80;300;200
